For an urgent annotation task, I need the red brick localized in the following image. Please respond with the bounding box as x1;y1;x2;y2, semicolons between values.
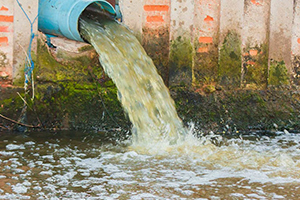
146;15;164;23
0;37;8;46
199;37;213;44
246;61;256;65
0;26;9;32
0;6;9;11
144;5;169;12
204;15;214;22
0;15;13;22
0;36;8;43
251;0;262;6
249;49;258;56
197;47;209;53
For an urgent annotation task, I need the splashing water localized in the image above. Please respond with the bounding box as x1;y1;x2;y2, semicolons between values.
79;14;187;147
78;14;300;188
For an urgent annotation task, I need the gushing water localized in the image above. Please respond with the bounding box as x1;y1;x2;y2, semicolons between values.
79;14;186;146
75;14;300;198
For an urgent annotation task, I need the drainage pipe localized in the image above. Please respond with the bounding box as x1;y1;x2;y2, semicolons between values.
38;0;119;42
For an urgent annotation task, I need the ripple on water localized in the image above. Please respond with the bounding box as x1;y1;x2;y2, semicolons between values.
0;131;299;199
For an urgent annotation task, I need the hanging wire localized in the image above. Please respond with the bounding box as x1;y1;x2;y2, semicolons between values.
15;0;39;100
13;0;40;130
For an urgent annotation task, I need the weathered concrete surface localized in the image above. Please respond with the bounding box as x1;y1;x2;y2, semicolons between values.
141;0;171;85
3;0;300;89
292;0;300;57
0;0;38;85
1;35;300;134
50;37;91;54
169;0;194;86
241;0;270;87
193;0;220;85
243;0;270;47
13;0;38;80
292;0;300;84
0;0;14;82
143;0;171;29
169;0;194;39
119;0;143;37
219;0;244;40
218;0;244;87
269;0;294;74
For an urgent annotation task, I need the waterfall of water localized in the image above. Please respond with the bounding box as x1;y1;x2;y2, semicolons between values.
79;13;187;146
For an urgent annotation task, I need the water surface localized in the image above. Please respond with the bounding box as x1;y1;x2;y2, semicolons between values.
0;130;299;199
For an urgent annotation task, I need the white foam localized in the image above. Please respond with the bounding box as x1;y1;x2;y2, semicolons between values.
12;184;27;194
130;193;159;200
40;171;53;176
24;141;35;146
0;151;15;156
6;144;25;150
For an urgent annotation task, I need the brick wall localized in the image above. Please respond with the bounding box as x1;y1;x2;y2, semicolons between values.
0;1;14;82
0;0;38;86
2;0;300;87
120;0;300;87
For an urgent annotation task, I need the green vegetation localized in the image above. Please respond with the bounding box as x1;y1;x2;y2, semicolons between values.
219;31;242;87
169;36;193;86
193;34;219;86
242;44;269;88
1;35;299;134
172;87;300;134
268;60;289;86
0;39;129;132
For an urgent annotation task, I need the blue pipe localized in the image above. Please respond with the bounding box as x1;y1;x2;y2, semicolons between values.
38;0;118;42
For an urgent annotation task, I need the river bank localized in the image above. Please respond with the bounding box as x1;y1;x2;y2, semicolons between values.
1;80;300;135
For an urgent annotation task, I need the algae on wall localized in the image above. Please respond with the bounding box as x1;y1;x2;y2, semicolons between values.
218;31;242;87
268;60;289;86
142;27;170;86
242;44;269;88
193;39;219;86
6;38;130;131
292;56;300;85
169;36;194;87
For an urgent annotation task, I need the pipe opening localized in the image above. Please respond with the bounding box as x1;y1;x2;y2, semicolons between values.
79;2;116;42
38;0;118;42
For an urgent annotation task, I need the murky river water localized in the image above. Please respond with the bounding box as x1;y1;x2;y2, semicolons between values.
0;130;300;199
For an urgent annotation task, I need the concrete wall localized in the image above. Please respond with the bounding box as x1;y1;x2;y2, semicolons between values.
120;0;300;87
292;0;300;84
0;0;14;82
2;0;300;88
0;0;38;85
269;0;294;73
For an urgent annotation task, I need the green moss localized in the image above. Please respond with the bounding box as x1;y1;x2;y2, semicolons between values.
268;60;289;86
29;79;127;130
219;31;242;86
172;88;300;133
169;36;193;86
203;85;216;94
292;56;300;85
193;41;219;86
0;38;131;132
242;44;269;88
142;27;170;85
